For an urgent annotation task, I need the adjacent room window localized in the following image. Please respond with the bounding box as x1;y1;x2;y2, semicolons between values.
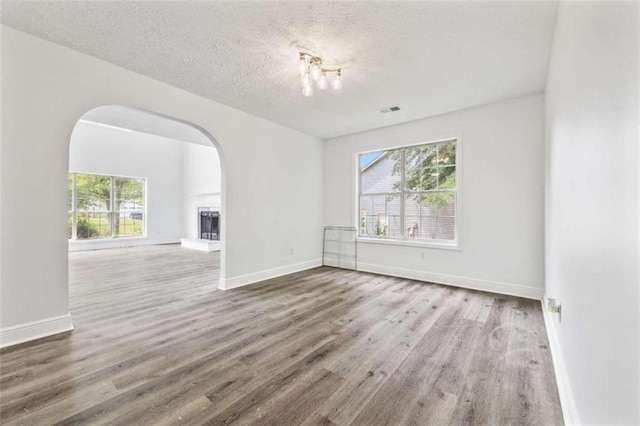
358;139;458;245
68;173;145;240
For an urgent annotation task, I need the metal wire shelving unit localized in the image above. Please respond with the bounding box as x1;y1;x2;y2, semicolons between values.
322;226;357;270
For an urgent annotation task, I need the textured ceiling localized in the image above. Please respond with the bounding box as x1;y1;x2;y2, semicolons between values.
1;1;558;139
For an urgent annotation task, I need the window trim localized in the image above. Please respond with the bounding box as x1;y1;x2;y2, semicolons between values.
355;135;462;250
68;171;147;240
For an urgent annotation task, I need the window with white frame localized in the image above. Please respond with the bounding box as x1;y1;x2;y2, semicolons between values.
68;173;145;240
358;139;457;245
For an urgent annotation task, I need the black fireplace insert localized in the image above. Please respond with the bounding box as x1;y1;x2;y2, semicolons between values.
199;210;220;241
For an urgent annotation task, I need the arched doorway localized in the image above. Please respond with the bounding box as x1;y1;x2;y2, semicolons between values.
68;105;226;304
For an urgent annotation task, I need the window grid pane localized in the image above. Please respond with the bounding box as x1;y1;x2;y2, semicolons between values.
404;144;438;191
75;174;111;212
404;192;456;241
359;149;402;194
76;212;111;239
114;177;145;238
437;140;456;166
359;194;402;238
67;211;73;239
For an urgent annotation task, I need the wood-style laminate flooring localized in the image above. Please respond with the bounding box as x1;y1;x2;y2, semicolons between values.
0;244;563;425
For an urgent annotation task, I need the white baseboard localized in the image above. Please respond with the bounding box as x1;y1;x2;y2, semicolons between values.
356;262;543;300
0;313;74;348
541;297;580;425
220;258;322;290
69;237;181;252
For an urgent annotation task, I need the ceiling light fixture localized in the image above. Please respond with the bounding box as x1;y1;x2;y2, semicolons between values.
297;52;342;96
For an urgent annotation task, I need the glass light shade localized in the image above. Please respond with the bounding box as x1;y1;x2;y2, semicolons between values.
302;85;313;97
332;73;342;90
310;62;322;80
317;72;328;90
301;72;312;89
298;57;307;76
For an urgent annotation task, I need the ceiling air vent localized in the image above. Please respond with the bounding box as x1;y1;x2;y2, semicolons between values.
381;106;401;113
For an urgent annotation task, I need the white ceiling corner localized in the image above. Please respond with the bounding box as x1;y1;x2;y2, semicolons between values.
1;1;559;139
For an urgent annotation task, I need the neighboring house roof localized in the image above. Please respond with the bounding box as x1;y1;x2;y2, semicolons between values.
361;151;388;172
361;152;398;194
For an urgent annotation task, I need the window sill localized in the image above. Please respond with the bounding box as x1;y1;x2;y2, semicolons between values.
356;237;461;251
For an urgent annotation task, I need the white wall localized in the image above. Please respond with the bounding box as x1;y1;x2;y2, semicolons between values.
544;2;639;424
324;94;545;299
0;26;324;344
69;121;185;250
182;142;221;239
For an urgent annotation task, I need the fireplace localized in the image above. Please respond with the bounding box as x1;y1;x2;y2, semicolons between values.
198;208;220;241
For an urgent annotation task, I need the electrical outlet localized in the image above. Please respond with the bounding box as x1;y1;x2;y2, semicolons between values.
289;248;294;255
420;252;426;260
547;298;562;320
